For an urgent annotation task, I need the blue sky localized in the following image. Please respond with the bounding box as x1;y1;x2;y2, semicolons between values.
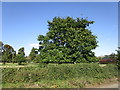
2;2;118;56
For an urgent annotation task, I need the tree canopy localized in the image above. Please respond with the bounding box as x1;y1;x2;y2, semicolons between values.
18;47;25;56
29;47;38;61
16;47;26;65
37;17;98;63
1;42;16;64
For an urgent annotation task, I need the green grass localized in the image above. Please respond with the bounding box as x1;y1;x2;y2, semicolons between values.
0;63;39;68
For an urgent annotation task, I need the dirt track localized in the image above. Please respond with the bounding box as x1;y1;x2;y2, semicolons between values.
86;78;119;88
87;82;119;88
95;83;119;88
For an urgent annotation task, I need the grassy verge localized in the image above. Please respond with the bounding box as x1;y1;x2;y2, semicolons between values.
0;63;39;68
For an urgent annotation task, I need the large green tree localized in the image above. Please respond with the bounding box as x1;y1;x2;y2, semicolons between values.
38;17;98;63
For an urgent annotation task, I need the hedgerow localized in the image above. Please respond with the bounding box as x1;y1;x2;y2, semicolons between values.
2;63;118;84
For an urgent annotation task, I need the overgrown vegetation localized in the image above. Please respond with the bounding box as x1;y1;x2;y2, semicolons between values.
2;63;118;88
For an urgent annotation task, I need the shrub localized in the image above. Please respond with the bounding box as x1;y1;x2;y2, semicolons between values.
2;63;118;83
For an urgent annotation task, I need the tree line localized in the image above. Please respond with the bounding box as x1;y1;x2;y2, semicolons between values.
0;41;26;65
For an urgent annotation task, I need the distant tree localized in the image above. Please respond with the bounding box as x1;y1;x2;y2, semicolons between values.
29;47;38;62
38;17;98;63
14;54;26;65
109;53;117;60
2;44;15;64
17;47;26;65
18;47;25;56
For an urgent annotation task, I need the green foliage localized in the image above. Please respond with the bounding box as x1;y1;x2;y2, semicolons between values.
15;47;26;65
0;42;28;65
33;55;41;63
2;44;16;64
29;47;38;62
0;42;16;64
38;17;98;63
18;47;25;56
2;50;12;64
14;54;26;65
38;63;48;68
2;63;118;84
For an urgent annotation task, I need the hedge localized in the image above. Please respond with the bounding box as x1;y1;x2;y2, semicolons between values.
2;63;118;83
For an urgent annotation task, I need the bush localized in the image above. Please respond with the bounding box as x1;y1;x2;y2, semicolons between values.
2;63;118;83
